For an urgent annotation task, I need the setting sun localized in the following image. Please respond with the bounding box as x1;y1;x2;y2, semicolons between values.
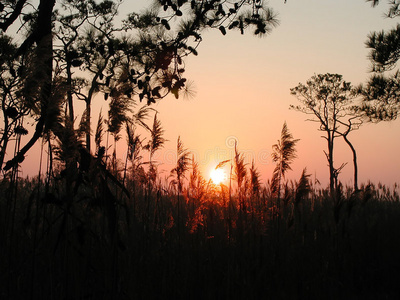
210;168;226;184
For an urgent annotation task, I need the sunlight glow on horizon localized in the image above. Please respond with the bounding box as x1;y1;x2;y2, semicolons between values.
210;168;226;185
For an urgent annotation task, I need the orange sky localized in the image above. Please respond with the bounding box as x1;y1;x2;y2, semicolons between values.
18;0;400;188
152;0;400;187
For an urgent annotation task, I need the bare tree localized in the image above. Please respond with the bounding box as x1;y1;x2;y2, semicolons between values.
290;73;362;195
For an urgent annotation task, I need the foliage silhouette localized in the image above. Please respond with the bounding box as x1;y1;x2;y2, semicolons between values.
361;0;400;121
290;73;363;195
1;156;400;298
233;141;247;212
1;2;400;298
1;0;280;171
271;121;299;210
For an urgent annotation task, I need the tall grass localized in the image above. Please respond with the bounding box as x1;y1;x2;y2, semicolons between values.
1;127;400;299
1;167;400;299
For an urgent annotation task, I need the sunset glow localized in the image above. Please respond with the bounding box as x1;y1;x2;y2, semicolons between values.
210;168;226;185
3;1;400;299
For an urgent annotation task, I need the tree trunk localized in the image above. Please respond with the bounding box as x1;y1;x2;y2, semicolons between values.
66;60;74;123
343;134;358;191
327;132;335;198
0;96;10;169
85;100;91;153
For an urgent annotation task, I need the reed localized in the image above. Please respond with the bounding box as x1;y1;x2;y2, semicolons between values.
1;122;400;299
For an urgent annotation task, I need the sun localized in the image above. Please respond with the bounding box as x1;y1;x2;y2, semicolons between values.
210;168;226;185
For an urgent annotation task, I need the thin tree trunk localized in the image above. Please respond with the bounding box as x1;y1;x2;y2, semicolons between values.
85;100;91;153
343;134;358;191
327;132;335;197
0;93;10;169
66;61;74;123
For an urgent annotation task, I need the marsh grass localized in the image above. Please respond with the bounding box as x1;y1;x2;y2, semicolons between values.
0;119;399;299
1;167;400;300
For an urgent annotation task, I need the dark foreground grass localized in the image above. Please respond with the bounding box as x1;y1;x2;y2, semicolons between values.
1;177;400;300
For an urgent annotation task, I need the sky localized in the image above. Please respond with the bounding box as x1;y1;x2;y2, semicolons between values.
148;0;400;188
19;0;400;188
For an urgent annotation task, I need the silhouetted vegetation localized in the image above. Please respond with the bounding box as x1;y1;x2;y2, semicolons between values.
361;0;400;121
1;1;400;299
290;73;364;194
1;130;400;299
0;0;280;172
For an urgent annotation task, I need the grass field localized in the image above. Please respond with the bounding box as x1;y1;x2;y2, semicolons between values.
1;170;400;299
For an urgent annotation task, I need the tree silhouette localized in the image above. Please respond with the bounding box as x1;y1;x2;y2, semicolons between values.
2;0;55;171
366;0;400;18
0;35;30;169
290;74;362;195
1;0;280;171
361;0;400;121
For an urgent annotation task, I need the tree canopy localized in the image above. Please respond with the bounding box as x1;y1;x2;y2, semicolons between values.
362;0;400;121
290;73;362;195
0;0;280;171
